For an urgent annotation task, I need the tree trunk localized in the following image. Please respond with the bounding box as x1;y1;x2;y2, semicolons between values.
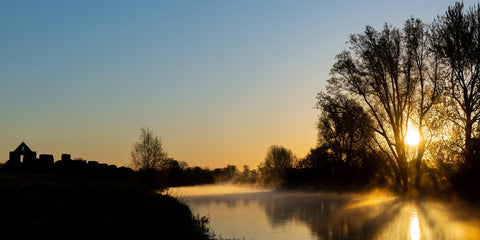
415;126;425;189
396;138;409;194
465;118;473;166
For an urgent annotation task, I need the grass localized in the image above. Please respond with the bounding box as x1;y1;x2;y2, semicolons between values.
0;172;211;240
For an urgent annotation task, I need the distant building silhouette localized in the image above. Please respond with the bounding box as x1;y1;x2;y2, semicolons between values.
9;142;36;164
3;142;133;178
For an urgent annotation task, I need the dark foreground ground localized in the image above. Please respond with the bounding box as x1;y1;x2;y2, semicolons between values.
0;173;210;240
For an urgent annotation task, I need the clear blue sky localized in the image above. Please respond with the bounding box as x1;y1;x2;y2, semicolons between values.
0;0;476;168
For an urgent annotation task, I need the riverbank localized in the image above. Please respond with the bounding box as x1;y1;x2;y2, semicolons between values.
0;172;211;240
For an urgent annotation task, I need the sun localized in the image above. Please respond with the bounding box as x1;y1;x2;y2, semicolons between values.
405;126;420;146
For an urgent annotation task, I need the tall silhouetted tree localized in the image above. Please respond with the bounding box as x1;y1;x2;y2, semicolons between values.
130;127;169;191
131;127;168;171
327;21;440;193
404;18;444;188
259;145;295;184
432;2;480;166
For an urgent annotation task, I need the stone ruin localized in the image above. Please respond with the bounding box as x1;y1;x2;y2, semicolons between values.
3;142;133;178
9;142;38;164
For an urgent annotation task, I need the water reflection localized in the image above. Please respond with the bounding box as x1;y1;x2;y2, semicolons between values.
410;209;420;240
173;185;480;240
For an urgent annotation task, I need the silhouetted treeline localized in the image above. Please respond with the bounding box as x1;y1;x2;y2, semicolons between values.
149;161;259;188
129;128;259;190
255;145;386;191
284;149;385;191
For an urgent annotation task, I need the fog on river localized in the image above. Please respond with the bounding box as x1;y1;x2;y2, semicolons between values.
168;184;480;240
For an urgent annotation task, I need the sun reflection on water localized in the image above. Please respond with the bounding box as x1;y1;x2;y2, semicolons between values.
409;209;420;240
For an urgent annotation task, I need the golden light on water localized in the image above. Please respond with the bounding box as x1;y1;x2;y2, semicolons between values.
409;210;420;240
167;184;269;197
405;126;420;146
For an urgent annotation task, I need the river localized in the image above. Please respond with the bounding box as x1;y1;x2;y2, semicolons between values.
169;184;480;240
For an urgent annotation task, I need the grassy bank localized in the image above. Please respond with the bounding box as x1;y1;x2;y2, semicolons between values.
0;173;211;240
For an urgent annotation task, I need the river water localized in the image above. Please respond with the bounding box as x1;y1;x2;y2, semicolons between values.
169;184;480;240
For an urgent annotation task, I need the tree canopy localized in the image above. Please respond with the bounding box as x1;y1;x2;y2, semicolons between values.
259;145;295;184
131;127;168;171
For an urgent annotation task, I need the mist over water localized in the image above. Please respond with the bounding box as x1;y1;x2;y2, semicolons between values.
171;185;480;240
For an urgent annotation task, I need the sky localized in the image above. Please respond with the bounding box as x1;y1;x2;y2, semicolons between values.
1;0;477;169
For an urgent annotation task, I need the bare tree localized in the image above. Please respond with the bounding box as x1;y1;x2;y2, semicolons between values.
404;18;444;188
131;127;168;171
432;2;480;165
327;23;429;193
